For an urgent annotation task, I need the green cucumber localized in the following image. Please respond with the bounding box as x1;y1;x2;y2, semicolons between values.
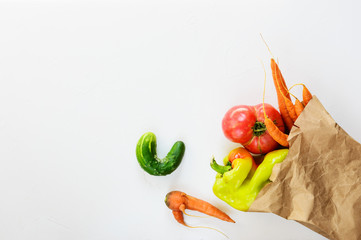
136;132;185;176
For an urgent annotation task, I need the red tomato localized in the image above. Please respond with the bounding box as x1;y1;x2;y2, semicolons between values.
222;103;285;154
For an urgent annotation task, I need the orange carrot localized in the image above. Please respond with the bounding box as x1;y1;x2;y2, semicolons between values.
275;63;291;100
172;210;186;225
272;62;297;122
295;99;304;117
303;85;312;106
264;118;289;147
260;37;294;129
283;96;297;122
261;62;289;147
271;59;294;132
165;191;235;225
288;82;312;108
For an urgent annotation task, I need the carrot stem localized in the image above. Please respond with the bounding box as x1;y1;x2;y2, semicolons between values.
288;83;313;105
288;83;305;92
260;33;275;59
182;209;210;218
261;61;267;119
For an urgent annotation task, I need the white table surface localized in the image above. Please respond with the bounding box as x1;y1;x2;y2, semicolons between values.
0;0;360;239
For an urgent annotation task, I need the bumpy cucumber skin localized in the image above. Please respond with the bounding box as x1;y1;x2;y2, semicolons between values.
136;132;185;176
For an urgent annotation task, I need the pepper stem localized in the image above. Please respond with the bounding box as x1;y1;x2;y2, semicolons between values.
210;157;231;174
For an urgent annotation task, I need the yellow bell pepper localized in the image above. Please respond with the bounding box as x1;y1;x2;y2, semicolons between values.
211;149;288;211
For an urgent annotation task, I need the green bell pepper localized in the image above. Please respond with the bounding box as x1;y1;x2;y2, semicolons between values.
211;149;288;211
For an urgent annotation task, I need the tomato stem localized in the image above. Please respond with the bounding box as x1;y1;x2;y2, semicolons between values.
252;121;267;136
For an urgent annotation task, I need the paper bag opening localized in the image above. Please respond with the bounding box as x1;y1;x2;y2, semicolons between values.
249;96;361;240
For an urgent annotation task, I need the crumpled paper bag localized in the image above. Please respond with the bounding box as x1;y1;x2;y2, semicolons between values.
249;96;361;240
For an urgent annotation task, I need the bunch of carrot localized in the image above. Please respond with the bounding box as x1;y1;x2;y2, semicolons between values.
264;59;313;147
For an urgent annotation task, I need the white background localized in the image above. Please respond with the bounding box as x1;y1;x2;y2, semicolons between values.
0;0;360;239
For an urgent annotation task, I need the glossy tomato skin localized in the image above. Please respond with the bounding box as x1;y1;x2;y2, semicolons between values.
245;131;279;154
222;105;256;144
222;103;285;154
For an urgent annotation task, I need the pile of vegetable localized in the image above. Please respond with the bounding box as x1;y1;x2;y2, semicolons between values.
135;52;314;235
211;57;313;210
222;58;312;153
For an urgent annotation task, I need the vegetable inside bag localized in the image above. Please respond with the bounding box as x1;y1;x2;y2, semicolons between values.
249;96;361;240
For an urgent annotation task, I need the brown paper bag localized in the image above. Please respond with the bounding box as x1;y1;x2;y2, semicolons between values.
249;96;361;240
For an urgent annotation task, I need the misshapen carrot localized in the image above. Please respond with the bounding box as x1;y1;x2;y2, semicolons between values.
165;191;235;224
165;191;233;238
270;59;294;132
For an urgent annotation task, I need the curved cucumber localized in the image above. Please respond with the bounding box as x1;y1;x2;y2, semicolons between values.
136;132;185;176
